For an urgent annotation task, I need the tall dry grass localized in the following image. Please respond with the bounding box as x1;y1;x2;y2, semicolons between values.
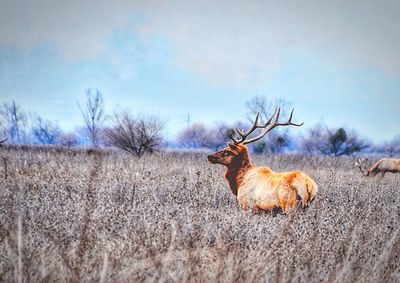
0;146;399;282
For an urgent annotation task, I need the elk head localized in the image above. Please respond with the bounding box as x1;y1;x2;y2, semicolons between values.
207;107;304;168
207;143;250;167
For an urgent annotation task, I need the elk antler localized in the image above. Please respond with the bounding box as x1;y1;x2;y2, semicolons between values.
355;158;368;176
229;107;303;145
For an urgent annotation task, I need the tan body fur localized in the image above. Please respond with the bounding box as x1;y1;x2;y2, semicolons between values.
359;158;400;177
208;144;318;213
238;166;318;213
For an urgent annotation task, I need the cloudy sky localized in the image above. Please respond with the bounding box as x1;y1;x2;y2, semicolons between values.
0;0;399;142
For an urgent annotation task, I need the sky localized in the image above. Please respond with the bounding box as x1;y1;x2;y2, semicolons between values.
0;0;399;143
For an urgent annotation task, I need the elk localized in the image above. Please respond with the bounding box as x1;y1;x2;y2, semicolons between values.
356;157;400;177
207;108;318;214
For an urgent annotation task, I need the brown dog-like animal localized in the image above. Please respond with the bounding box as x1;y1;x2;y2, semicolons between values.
207;108;318;213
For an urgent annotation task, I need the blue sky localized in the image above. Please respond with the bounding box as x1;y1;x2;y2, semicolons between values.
0;0;399;143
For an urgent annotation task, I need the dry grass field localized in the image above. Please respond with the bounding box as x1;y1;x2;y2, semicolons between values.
0;146;399;282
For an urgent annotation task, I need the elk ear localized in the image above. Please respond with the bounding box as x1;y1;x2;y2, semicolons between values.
228;143;238;150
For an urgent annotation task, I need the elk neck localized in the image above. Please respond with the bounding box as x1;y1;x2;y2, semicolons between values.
224;153;254;196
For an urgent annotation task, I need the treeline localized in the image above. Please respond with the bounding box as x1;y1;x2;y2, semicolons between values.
1;91;399;157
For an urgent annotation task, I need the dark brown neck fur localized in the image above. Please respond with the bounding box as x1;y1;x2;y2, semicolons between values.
224;153;254;196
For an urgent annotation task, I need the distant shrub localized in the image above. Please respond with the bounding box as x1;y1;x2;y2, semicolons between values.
301;123;371;156
105;112;164;157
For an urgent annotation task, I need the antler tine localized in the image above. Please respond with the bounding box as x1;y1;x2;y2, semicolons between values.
229;112;261;144
228;129;240;144
275;108;304;127
238;112;260;137
259;107;279;127
356;157;368;176
242;108;303;145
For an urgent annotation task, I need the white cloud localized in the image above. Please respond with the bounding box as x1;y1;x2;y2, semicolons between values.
0;0;137;59
1;0;400;84
136;0;400;84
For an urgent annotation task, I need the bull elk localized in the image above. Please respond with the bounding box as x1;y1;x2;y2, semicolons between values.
356;157;400;177
207;108;318;214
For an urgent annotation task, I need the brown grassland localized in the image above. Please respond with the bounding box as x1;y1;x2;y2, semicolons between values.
0;146;399;282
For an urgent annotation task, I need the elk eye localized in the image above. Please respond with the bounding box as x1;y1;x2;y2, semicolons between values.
223;151;232;156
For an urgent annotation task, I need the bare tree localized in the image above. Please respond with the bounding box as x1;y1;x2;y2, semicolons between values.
31;116;61;145
301;124;370;156
78;89;105;147
378;135;400;157
301;124;327;154
213;122;233;149
245;96;292;122
105;112;164;157
178;123;208;148
59;132;79;147
177;122;232;150
0;101;28;144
